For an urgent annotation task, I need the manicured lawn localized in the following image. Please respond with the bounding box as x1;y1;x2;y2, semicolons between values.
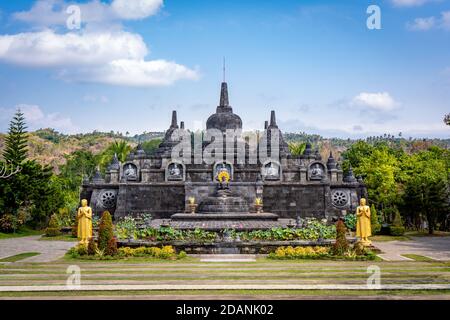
39;235;77;242
370;235;410;242
0;252;40;262
0;227;42;239
402;254;436;262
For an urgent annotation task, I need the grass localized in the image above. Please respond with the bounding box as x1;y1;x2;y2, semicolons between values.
0;227;42;239
406;231;450;238
370;235;411;242
0;252;40;263
39;235;77;242
0;289;449;298
402;254;436;262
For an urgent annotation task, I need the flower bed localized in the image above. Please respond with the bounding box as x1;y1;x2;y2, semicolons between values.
66;244;186;260
268;244;377;261
115;218;336;242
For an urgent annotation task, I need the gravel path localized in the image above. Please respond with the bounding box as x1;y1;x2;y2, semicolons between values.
374;237;450;261
0;236;76;263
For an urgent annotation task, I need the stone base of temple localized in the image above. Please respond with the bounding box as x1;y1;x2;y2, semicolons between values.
150;218;293;231
171;212;279;220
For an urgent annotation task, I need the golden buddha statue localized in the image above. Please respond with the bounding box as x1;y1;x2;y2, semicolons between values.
77;199;93;245
356;198;372;246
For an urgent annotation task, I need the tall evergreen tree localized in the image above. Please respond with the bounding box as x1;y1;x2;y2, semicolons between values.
445;114;450;126
2;109;28;166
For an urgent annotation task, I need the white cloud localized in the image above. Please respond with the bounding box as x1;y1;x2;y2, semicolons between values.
391;0;435;7
13;0;164;27
406;17;436;30
15;104;78;133
111;0;163;20
0;17;199;86
407;11;450;31
351;92;399;111
0;30;147;67
62;59;199;87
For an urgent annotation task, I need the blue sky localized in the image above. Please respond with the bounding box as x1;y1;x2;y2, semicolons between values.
0;0;449;138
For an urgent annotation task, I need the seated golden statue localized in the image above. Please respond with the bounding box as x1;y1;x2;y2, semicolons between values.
356;198;372;246
77;199;93;245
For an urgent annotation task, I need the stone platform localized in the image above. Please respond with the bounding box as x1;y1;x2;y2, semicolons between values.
171;212;279;221
150;218;294;231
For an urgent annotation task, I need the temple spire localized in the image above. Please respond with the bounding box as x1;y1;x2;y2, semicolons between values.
219;82;229;107
170;110;178;128
223;57;226;82
269;110;277;127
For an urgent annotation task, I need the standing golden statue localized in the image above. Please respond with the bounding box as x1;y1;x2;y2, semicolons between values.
77;199;93;245
356;198;372;246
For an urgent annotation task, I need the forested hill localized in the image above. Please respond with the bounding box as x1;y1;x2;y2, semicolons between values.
0;128;448;173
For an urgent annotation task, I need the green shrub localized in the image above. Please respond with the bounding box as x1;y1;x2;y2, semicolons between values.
332;220;349;256
76;244;88;256
117;245;178;260
390;209;405;236
72;217;78;238
370;204;381;234
87;237;98;255
177;251;188;259
98;211;113;251
105;237;118;256
390;226;406;236
45;214;62;237
344;214;356;231
268;246;330;260
0;214;17;233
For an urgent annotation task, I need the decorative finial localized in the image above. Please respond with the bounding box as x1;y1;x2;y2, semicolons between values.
219;82;229;107
264;121;268;130
171;110;178;128
223;57;226;83
180;121;185;129
269;110;277;127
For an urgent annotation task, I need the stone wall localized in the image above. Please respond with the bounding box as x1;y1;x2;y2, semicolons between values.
114;183;185;219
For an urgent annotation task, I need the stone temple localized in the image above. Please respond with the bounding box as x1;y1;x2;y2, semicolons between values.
81;80;367;230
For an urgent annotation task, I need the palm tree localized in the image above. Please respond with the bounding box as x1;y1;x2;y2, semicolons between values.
288;142;307;156
98;140;132;170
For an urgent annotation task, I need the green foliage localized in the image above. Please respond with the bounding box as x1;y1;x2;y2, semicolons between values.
98;211;114;251
332;220;349;256
115;216;138;239
444;113;450;126
344;214;356;231
105;237;118;256
67;244;88;258
235;222;336;241
44;214;61;237
401;147;450;234
97;140;132;171
389;226;405;236
268;244;376;260
141;139;162;155
117;246;178;259
0;214;22;233
87;237;98;255
2;109;28;166
268;246;330;259
288;142;306;156
390;209;406;236
370;204;381;234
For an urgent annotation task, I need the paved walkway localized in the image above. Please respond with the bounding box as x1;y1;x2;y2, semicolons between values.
0;236;76;263
374;236;450;261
